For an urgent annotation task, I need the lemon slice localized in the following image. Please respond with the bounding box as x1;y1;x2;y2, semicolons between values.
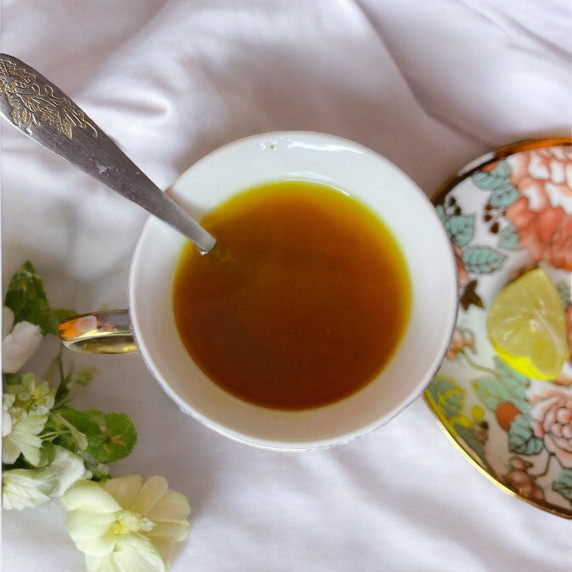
486;268;570;380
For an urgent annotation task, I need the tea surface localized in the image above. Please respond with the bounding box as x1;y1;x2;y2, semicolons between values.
173;180;411;410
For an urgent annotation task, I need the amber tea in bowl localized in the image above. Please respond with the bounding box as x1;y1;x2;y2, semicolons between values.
61;132;458;450
172;179;411;411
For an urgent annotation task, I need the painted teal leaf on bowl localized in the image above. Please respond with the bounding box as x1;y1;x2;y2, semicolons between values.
552;469;572;501
445;215;475;247
471;159;519;208
490;181;520;208
471;160;511;189
507;415;544;455
493;356;529;388
471;376;507;411
472;357;529;414
498;223;519;250
436;204;446;224
462;246;506;274
427;377;464;419
555;281;570;309
454;423;489;467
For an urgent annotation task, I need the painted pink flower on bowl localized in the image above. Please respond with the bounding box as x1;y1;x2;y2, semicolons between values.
445;327;474;360
505;147;572;271
528;381;572;469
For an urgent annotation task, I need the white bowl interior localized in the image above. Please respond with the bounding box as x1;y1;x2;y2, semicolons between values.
130;132;457;450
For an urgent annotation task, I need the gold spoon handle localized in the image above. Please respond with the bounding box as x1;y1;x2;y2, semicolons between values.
58;310;136;354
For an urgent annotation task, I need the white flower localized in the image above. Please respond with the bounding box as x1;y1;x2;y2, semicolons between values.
2;466;53;510
2;373;56;466
2;307;43;373
2;393;15;437
62;475;191;572
6;372;55;415
3;446;90;510
2;405;47;465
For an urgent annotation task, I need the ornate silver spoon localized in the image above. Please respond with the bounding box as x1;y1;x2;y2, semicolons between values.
0;53;216;254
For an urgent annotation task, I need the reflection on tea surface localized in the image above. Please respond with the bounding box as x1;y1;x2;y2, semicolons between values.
173;180;411;410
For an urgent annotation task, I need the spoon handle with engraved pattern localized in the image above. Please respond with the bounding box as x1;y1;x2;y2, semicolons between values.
0;53;216;254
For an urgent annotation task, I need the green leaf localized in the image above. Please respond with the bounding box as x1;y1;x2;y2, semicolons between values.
52;307;78;323
462;246;506;274
52;409;96;452
4;261;56;335
426;376;464;419
38;441;57;467
53;407;137;464
490;181;519;209
3;372;24;386
69;367;99;387
445;215;475;247
498;223;519;250
84;410;137;464
507;415;544;455
553;469;572;501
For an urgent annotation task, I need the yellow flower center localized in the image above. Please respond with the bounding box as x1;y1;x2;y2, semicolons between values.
110;510;156;536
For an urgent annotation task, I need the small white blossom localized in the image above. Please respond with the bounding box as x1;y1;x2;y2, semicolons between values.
62;475;191;572
2;393;15;437
7;372;55;415
2;406;47;465
3;446;90;510
2;373;56;466
2;307;43;373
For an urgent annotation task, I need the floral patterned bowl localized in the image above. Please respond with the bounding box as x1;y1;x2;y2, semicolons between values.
424;138;572;518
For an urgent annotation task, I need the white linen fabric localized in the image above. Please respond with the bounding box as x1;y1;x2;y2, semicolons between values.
2;1;571;571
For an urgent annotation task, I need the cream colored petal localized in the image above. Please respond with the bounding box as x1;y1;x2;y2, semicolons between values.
89;534;168;572
49;447;91;496
2;437;21;464
12;416;45;466
65;510;117;557
2;468;53;510
85;555;103;572
130;476;168;514
104;474;143;508
146;491;190;522
62;481;122;513
146;520;191;543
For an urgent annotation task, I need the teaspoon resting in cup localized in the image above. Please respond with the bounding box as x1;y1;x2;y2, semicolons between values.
0;53;216;254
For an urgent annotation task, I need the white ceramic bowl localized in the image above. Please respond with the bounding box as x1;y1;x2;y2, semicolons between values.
130;131;458;451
